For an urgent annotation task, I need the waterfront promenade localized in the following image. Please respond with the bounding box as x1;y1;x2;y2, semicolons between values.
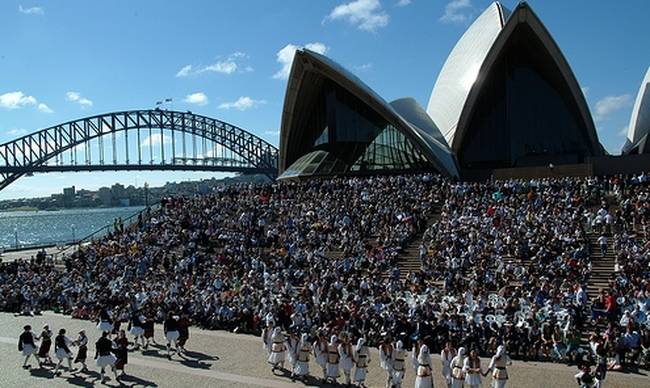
1;312;647;388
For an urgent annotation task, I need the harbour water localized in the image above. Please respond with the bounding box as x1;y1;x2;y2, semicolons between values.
0;206;144;248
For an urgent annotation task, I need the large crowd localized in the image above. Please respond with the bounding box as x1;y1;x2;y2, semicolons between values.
1;173;649;384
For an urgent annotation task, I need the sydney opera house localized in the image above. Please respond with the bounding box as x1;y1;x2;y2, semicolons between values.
623;67;650;155
278;1;649;180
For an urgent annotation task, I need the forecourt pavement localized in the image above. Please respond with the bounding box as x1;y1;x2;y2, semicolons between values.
0;312;647;387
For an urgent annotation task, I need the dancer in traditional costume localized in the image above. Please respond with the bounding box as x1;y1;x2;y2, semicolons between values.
114;330;129;377
177;313;190;354
463;349;483;388
487;345;511;388
286;330;300;379
143;310;157;349
314;331;329;381
95;331;118;383
441;341;457;388
164;312;180;360
380;335;394;388
97;307;114;333
294;333;312;381
268;327;286;371
73;330;89;372
354;338;371;387
261;319;274;356
37;324;53;365
18;325;39;369
53;328;75;376
391;340;407;387
414;344;434;388
450;347;466;388
325;334;340;383
339;333;354;386
129;310;146;350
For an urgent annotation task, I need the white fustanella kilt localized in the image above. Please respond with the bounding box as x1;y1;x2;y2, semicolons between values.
97;321;113;332
165;330;180;342
287;351;296;366
315;353;327;367
55;348;72;360
268;350;285;365
96;354;117;368
130;326;145;336
21;344;37;357
465;372;482;386
295;361;309;376
415;374;434;388
326;363;340;378
354;367;367;382
340;356;353;372
492;379;507;388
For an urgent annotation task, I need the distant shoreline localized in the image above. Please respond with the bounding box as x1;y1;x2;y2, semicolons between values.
1;206;39;212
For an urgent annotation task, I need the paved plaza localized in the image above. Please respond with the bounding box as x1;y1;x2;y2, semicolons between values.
1;313;647;388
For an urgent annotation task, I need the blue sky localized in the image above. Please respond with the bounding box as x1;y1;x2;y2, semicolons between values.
1;0;648;199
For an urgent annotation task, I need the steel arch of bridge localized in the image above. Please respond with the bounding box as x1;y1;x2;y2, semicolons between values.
0;109;278;191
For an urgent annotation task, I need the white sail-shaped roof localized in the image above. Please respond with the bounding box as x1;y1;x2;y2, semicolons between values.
426;1;510;146
280;49;460;177
624;67;650;154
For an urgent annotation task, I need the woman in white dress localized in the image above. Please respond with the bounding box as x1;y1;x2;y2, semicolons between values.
441;341;457;388
354;338;371;387
325;335;340;383
463;349;483;388
313;332;328;380
450;347;466;388
392;340;407;387
294;333;311;381
286;330;300;378
339;334;354;385
486;345;512;388
267;327;286;371
261;319;274;356
379;336;394;388
414;344;434;388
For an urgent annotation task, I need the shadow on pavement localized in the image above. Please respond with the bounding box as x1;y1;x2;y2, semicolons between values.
118;373;158;387
182;350;219;361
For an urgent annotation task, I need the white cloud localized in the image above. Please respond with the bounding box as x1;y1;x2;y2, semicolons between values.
618;125;629;137
218;96;266;111
354;63;373;71
140;133;172;149
8;128;28;136
594;94;632;121
439;0;474;24
176;65;193;78
273;42;328;80
18;5;44;15
264;130;280;136
396;0;411;6
326;0;389;32
66;91;93;108
184;92;209;106
37;103;53;113
66;91;80;101
0;91;37;109
175;53;253;77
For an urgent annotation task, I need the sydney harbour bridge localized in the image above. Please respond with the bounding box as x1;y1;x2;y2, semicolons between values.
0;109;279;191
